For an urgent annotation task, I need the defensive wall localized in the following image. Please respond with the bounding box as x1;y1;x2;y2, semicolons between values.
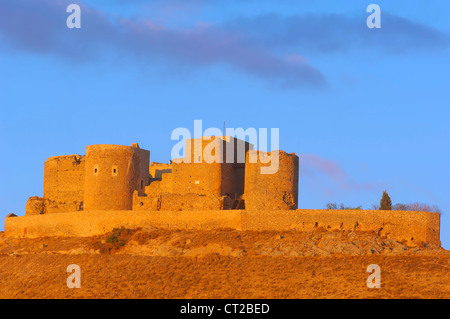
4;209;441;248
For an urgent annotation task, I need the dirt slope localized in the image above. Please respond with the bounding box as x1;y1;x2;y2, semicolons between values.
0;228;448;299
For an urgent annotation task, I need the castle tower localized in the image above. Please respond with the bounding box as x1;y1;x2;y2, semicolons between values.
84;144;150;211
171;136;253;198
42;154;86;212
244;150;299;210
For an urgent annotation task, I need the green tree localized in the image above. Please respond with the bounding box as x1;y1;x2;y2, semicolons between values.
379;190;392;210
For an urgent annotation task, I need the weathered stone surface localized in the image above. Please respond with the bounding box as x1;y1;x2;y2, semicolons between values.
4;209;441;248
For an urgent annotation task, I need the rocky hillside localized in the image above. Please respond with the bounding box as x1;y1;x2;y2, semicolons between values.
0;228;448;298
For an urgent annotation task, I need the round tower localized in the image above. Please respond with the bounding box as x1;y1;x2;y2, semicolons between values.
84;144;150;211
244;150;299;210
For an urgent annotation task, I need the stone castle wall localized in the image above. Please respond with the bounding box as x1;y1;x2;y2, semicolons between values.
4;209;441;248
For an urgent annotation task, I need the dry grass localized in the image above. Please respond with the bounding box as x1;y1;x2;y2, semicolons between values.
0;229;449;299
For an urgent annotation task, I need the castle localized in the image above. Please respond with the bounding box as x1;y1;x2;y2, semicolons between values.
25;137;299;215
4;137;441;249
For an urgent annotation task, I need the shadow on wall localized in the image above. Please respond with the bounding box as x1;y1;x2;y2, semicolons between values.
152;169;172;179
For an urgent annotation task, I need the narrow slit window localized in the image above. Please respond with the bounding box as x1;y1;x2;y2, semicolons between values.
93;164;99;176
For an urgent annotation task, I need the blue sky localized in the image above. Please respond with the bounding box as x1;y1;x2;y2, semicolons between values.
0;0;449;248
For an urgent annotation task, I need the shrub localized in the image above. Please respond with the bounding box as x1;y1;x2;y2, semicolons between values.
393;202;441;214
379;190;392;210
325;202;362;210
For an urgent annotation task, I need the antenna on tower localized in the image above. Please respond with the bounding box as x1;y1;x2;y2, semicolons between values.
223;120;226;137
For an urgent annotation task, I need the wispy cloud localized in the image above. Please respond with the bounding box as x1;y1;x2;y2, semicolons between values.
0;0;325;88
227;12;450;55
0;0;448;88
300;154;378;195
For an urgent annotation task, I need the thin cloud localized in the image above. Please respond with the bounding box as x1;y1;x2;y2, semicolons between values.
227;13;450;55
1;1;448;88
301;154;378;195
0;0;326;88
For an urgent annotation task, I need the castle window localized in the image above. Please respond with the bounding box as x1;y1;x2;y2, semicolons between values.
93;164;99;176
112;165;118;177
141;180;144;189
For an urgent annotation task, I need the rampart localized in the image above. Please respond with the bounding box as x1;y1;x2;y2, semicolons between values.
4;209;441;248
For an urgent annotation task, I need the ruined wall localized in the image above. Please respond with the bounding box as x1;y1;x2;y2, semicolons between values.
145;174;173;196
245;150;299;210
41;154;85;213
25;197;47;215
4;209;441;248
133;192;229;211
5;210;242;238
84;144;150;211
25;196;83;215
149;162;172;179
241;210;441;248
